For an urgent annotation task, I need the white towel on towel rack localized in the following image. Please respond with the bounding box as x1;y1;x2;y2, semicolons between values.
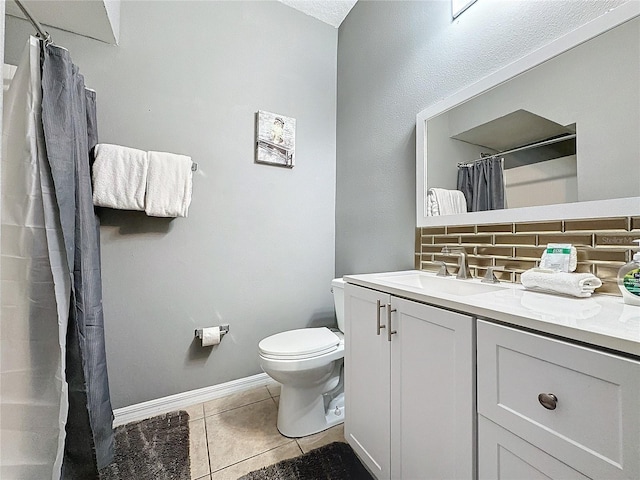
92;143;148;210
426;188;467;216
144;151;193;217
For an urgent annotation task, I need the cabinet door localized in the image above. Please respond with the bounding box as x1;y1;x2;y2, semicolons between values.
390;297;475;480
345;284;391;479
478;415;590;480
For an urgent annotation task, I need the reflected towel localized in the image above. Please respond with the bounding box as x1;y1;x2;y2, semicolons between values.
520;291;602;320
92;144;148;210
144;151;193;217
520;268;602;298
426;188;467;216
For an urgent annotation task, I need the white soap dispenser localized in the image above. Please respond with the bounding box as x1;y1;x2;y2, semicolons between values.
618;239;640;306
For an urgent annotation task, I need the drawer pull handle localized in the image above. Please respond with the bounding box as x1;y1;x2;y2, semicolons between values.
538;393;558;410
386;303;397;342
376;300;386;335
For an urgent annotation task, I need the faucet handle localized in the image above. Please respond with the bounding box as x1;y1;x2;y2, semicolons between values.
436;261;451;277
482;266;504;284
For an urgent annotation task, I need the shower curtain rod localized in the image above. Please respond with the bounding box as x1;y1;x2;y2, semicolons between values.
13;0;52;45
457;133;577;167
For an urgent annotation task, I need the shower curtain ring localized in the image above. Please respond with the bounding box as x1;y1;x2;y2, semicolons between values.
38;31;52;47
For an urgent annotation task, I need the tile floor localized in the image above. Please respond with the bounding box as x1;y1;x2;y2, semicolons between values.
184;383;346;480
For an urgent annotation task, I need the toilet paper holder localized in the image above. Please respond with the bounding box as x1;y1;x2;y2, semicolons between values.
195;324;229;340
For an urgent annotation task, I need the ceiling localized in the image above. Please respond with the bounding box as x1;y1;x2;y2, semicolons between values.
5;0;119;44
278;0;357;28
5;0;357;46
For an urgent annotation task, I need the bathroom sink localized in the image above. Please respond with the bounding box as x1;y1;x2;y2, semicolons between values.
381;273;507;296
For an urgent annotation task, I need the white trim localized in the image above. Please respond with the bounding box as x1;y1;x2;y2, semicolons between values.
416;2;640;227
113;373;274;427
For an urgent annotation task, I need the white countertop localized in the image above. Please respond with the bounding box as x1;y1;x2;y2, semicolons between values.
344;270;640;357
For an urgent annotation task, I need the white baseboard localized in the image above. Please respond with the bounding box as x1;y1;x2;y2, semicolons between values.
113;372;274;426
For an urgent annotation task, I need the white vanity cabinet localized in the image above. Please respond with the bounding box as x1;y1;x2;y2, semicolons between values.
477;320;640;480
344;283;475;480
344;285;391;478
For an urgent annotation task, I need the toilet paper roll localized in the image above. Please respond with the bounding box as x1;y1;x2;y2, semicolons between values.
201;326;221;347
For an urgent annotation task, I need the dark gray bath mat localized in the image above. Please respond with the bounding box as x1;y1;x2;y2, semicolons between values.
99;410;190;480
239;441;374;480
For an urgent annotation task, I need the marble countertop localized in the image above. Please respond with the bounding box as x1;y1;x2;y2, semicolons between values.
344;270;640;357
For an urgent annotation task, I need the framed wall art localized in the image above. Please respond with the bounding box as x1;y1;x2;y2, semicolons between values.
255;110;296;168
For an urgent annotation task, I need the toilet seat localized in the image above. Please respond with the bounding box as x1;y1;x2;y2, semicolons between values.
259;327;340;360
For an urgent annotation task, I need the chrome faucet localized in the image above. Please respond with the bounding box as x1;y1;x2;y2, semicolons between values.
441;246;471;279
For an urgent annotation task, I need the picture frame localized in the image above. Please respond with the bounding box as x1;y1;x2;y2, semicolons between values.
255;110;296;168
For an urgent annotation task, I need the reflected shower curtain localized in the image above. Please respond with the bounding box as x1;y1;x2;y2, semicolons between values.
1;37;114;479
457;156;506;212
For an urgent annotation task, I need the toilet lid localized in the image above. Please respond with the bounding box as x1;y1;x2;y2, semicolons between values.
259;327;339;358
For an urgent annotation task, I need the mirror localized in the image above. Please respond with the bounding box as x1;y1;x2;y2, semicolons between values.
416;3;640;227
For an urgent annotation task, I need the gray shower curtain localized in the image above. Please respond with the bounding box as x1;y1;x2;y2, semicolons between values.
40;43;114;477
457;156;505;212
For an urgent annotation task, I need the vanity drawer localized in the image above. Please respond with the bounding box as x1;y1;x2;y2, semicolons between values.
478;415;590;480
477;320;640;480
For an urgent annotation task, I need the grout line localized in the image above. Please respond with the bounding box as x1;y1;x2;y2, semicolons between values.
210;440;298;474
202;414;213;479
202;392;273;419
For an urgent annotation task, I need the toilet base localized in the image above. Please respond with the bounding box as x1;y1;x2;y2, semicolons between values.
276;384;345;438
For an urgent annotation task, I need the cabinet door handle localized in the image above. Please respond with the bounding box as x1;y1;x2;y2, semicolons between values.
386;303;397;342
376;300;386;335
538;393;558;410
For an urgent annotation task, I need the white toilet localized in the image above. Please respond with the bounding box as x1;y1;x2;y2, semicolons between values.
258;278;345;438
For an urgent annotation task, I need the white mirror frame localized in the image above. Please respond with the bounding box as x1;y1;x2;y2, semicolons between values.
416;2;640;227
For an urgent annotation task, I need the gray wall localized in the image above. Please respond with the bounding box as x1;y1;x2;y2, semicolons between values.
335;0;626;277
5;1;337;408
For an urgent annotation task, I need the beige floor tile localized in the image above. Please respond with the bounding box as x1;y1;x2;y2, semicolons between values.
184;402;205;421
189;418;210;479
194;476;211;480
296;423;345;453
266;383;281;397
210;442;302;480
203;386;271;417
206;398;289;472
272;396;279;407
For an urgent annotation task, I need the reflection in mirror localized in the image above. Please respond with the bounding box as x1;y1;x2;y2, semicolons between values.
417;6;640;225
446;109;578;210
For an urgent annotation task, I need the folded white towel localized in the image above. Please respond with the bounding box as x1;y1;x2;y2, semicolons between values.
520;268;602;298
145;151;193;218
92;144;148;211
426;188;467;216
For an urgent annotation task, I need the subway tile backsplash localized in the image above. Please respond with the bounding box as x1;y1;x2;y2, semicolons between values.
415;216;640;296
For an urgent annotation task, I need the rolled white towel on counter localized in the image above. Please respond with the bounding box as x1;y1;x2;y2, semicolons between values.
426;188;467;216
145;151;193;218
92;144;148;211
520;268;602;298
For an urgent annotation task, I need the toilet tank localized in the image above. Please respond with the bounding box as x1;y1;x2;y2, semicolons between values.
331;278;346;333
